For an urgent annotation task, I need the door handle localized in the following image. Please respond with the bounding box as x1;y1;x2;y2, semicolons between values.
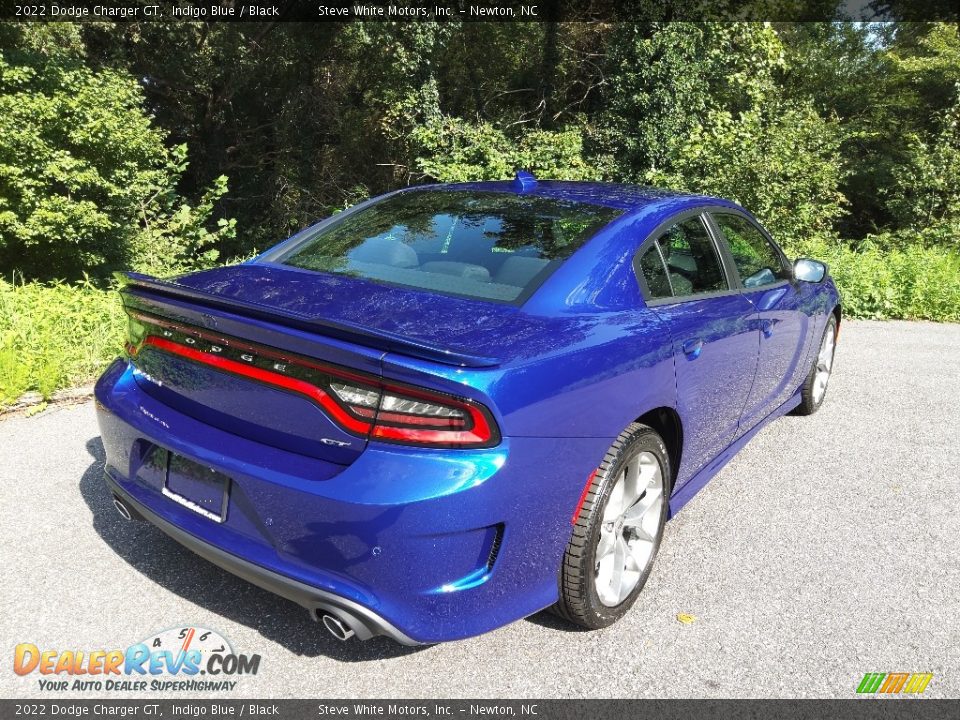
760;319;773;338
682;338;703;360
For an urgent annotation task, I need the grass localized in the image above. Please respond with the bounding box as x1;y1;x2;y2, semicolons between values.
0;277;125;406
1;238;958;408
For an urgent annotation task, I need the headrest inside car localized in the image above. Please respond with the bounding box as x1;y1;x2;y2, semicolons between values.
420;261;492;283
349;237;419;268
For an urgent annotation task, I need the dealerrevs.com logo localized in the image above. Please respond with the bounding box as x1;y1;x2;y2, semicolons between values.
14;627;261;693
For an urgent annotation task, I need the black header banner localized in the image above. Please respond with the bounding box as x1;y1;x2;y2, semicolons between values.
0;0;957;23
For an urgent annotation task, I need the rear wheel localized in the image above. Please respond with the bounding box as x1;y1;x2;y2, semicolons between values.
552;423;669;629
795;314;837;416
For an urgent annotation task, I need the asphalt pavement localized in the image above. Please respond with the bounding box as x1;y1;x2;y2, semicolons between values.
2;319;958;699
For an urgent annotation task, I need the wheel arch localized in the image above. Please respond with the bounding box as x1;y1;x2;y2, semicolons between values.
633;406;683;494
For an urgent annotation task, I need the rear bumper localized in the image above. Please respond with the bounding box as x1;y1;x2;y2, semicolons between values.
105;474;418;645
95;358;612;643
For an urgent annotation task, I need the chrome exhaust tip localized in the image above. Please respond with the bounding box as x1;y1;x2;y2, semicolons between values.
321;613;355;642
113;496;133;521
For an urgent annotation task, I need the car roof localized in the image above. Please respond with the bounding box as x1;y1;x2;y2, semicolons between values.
423;179;714;211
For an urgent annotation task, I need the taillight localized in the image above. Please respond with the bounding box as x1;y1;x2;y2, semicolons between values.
125;311;500;449
329;379;497;447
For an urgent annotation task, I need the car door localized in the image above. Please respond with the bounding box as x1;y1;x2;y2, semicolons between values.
635;212;760;487
707;211;810;431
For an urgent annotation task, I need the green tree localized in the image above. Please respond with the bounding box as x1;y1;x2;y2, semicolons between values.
80;21;613;254
0;23;233;281
780;22;960;241
598;22;846;245
881;23;960;245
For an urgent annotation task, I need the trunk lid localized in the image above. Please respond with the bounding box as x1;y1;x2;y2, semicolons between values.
121;277;390;467
119;263;550;465
144;262;565;366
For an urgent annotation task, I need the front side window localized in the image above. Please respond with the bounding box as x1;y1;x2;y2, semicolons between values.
641;216;728;300
276;191;622;303
711;213;789;288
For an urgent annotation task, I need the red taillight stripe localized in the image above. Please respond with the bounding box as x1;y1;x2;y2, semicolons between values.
134;330;499;448
142;336;372;435
130;310;375;386
571;469;598;524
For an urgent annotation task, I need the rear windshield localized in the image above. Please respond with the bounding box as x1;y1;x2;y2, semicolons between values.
275;191;622;303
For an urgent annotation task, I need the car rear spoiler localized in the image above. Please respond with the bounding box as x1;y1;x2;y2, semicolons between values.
118;272;501;369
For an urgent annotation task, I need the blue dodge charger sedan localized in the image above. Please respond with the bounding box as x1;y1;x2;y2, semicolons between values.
95;172;840;644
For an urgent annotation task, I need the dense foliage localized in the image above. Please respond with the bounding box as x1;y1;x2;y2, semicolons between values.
0;18;958;403
4;20;958;275
598;23;846;244
0;24;234;281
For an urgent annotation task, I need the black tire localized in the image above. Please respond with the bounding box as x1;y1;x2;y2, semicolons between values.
551;423;670;629
794;314;838;416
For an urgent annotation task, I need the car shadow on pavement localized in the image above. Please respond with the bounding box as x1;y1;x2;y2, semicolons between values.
79;437;427;662
523;610;590;633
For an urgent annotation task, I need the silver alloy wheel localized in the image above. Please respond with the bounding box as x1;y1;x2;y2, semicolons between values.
813;322;836;404
595;451;664;607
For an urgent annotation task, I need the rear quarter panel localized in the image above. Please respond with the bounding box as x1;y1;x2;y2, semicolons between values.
376;204;685;539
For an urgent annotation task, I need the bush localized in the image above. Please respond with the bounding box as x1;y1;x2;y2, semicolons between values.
799;236;960;322
412;115;600;183
599;22;846;243
0;24;234;282
0;277;125;404
128;171;236;278
645;103;846;244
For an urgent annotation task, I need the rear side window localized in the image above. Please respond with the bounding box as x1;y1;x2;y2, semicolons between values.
711;212;789;288
638;215;728;300
276;191;622;303
638;245;672;299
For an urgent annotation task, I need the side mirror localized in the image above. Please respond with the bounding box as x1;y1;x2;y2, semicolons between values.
793;258;827;283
